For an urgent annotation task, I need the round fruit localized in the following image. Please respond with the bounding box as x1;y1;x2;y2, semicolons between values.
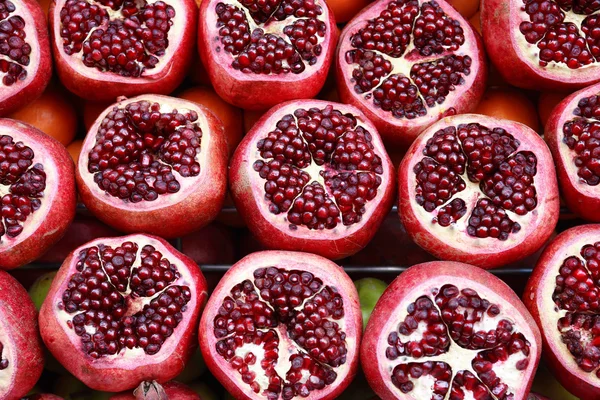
524;224;600;399
447;0;479;19
198;0;338;110
326;0;371;23
336;0;487;148
243;110;265;134
538;91;570;128
28;270;56;310
199;250;362;400
83;100;113;131
362;261;542;399
0;118;76;269
469;10;480;34
77;94;228;238
49;0;198;101
481;0;600;90
398;114;559;269
545;83;600;222
230;100;395;260
111;381;200;400
355;277;387;330
66;139;84;165
474;87;541;132
0;0;52;116
39;233;208;392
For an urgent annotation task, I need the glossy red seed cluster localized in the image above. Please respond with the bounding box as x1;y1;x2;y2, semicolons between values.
0;0;31;86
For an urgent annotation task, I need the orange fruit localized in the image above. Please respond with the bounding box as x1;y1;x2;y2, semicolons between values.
9;86;78;146
66;140;84;165
37;0;51;18
474;87;540;132
326;0;372;23
82;100;113;131
469;11;481;34
448;0;479;19
243;110;266;134
538;91;570;128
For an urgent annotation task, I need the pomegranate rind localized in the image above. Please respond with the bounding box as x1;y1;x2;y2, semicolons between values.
336;0;488;149
76;94;228;238
0;119;76;269
49;0;197;101
362;261;542;400
39;233;208;392
110;381;201;399
524;225;600;399
230;99;396;260
0;270;44;399
545;83;600;222
199;250;362;400
398;113;560;269
198;0;338;110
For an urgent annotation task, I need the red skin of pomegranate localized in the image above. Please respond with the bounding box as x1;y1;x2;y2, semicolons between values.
198;0;338;110
398;114;560;269
545;83;600;222
76;94;228;238
524;225;600;399
336;0;488;148
0;270;44;399
110;381;201;400
230;100;396;260
39;234;208;392
0;119;76;269
362;261;542;400
199;250;362;400
49;0;197;101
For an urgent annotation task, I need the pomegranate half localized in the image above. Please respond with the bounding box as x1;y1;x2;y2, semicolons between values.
362;261;542;400
199;250;362;400
398;114;559;269
76;94;228;238
336;0;487;148
230;100;395;260
39;233;208;392
198;0;338;110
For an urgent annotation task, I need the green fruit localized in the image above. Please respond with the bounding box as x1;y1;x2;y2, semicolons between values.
530;363;578;400
354;278;387;330
28;271;57;311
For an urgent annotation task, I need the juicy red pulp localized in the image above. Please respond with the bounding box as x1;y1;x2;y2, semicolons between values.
213;267;347;399
0;0;32;86
253;105;385;230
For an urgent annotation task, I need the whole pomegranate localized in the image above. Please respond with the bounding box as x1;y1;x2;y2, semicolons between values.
198;0;338;110
482;0;600;90
398;114;559;269
0;118;76;269
39;234;208;392
362;261;542;399
111;381;201;399
336;0;487;148
199;250;362;400
76;94;228;238
49;0;197;101
230;100;395;260
545;82;600;222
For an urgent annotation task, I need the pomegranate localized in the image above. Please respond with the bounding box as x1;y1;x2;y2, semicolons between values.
0;0;52;116
199;250;362;400
230;100;395;260
398;114;559;269
111;381;201;399
545;82;600;222
524;224;600;399
198;0;338;110
481;0;600;90
0;270;44;399
362;261;542;400
336;0;487;148
49;0;197;101
0;118;76;269
39;233;208;392
76;94;228;238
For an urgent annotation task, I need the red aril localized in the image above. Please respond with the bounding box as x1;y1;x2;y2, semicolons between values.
39;233;208;392
336;0;487;148
363;261;542;399
76;94;228;238
111;381;201;399
198;0;338;110
229;100;395;260
199;250;362;400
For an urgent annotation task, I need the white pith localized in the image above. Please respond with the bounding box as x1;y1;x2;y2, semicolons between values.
0;322;15;396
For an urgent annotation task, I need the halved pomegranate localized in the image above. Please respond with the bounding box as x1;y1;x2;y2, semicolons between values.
230;100;395;260
76;94;228;238
198;0;338;110
39;233;208;392
545;82;600;222
524;224;600;399
0;0;52;116
363;261;542;400
336;0;487;148
199;251;361;400
49;0;197;101
0;118;76;269
111;380;200;399
482;0;600;90
398;114;559;269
